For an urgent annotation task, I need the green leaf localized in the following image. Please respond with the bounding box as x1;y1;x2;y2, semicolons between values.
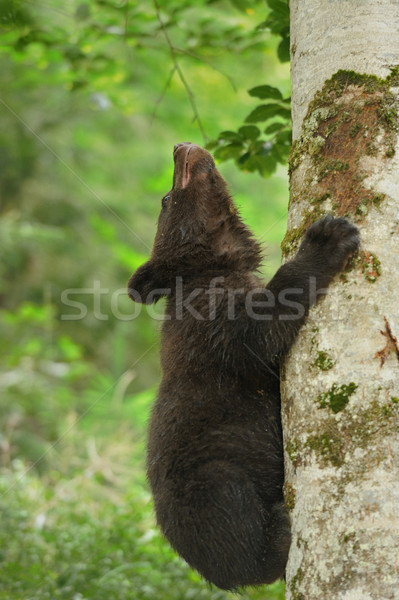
277;107;291;119
205;139;218;150
238;125;260;140
239;152;277;176
259;153;278;175
245;104;291;123
271;143;289;163
248;84;283;101
263;0;290;44
278;36;290;62
252;140;272;155
214;142;244;161
264;122;284;134
218;130;242;143
238;150;251;165
266;0;290;19
276;129;292;144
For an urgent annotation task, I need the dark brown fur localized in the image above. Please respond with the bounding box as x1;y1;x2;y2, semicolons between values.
128;143;359;590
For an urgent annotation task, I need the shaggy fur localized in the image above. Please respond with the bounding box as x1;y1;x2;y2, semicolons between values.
128;143;359;590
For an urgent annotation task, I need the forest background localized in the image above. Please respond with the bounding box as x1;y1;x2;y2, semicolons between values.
0;1;290;598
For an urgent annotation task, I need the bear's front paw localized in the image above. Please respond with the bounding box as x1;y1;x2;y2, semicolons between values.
300;215;360;265
128;261;167;304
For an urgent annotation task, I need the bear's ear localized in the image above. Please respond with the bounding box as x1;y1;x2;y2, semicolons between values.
127;261;168;304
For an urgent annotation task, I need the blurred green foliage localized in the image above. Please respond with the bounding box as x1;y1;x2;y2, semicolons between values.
0;0;289;597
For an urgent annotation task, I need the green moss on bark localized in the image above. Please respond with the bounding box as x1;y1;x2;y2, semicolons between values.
313;350;335;371
305;431;345;467
316;382;358;413
303;396;399;469
286;438;300;464
290;567;305;600
280;206;325;255
284;482;296;511
361;251;382;282
284;68;398;258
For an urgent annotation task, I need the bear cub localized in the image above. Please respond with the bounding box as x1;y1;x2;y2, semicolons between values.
128;142;359;590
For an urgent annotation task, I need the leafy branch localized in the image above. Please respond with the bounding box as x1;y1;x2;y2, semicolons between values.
207;0;291;177
258;0;290;63
207;84;291;177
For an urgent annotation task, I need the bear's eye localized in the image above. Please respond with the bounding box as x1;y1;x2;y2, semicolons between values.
162;195;170;209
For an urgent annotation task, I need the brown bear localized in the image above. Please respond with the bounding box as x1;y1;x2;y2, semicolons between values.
128;142;359;590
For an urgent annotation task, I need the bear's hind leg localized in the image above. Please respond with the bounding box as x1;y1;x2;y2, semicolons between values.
157;460;290;590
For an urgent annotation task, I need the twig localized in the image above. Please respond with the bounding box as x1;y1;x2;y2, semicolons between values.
124;0;130;42
123;0;136;64
153;0;208;142
173;46;237;92
151;66;177;123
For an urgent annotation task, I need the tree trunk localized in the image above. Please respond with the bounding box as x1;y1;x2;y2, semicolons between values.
283;2;399;598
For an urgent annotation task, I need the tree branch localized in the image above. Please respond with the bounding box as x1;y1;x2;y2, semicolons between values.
151;66;177;123
173;47;237;92
153;0;208;142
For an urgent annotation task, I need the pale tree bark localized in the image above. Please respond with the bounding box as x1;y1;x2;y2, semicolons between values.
282;1;399;599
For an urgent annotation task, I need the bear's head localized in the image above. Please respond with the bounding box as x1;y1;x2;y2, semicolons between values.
128;143;261;304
